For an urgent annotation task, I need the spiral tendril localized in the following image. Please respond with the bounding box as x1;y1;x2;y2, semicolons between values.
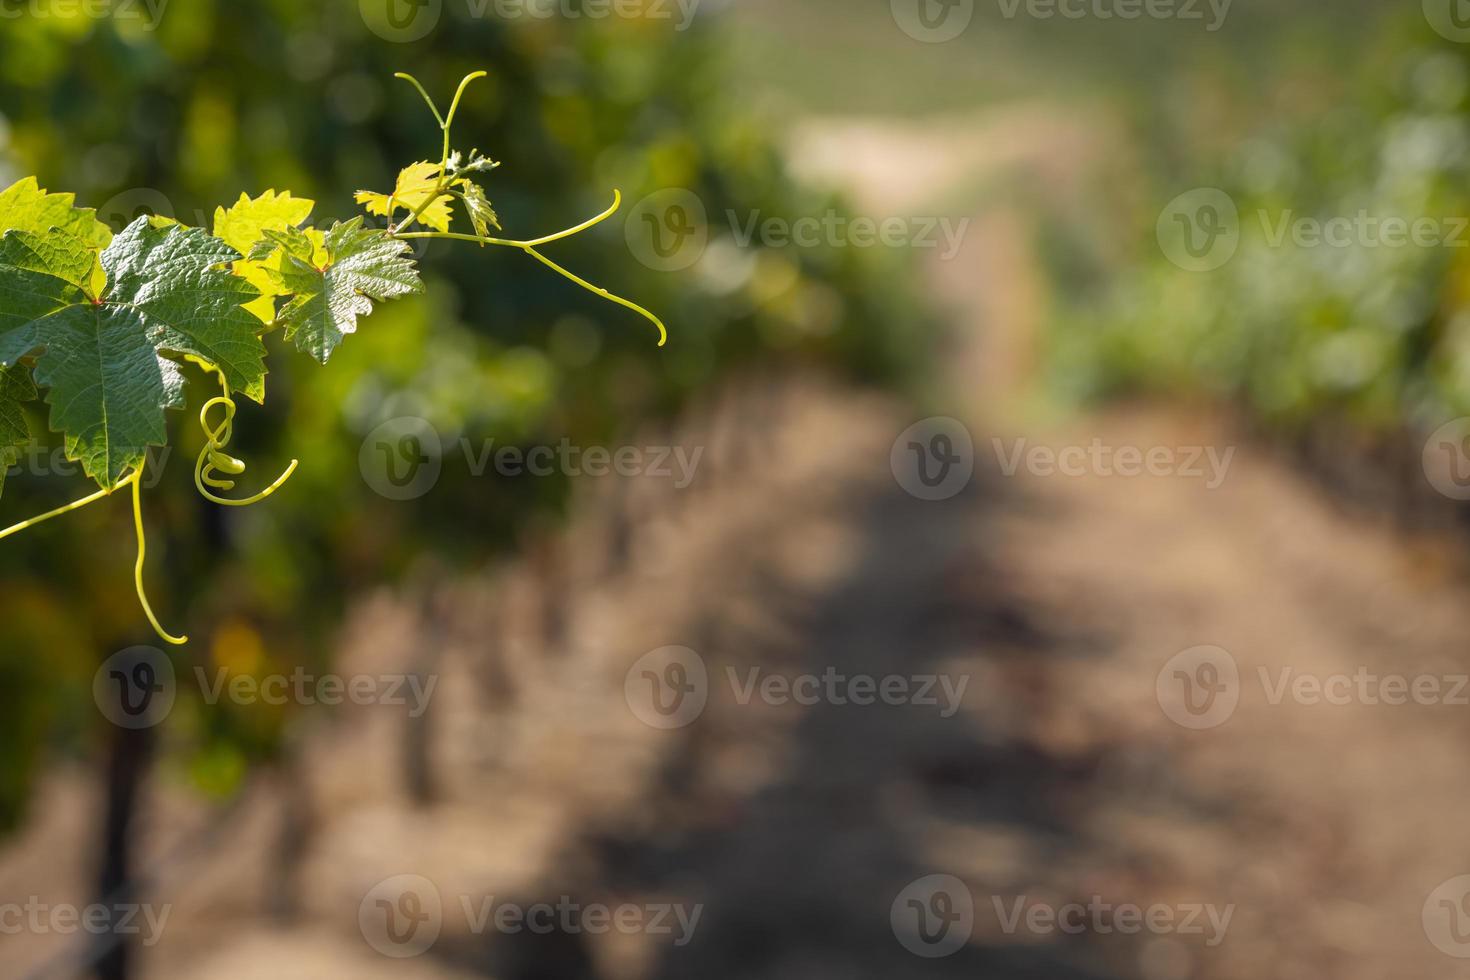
193;377;299;507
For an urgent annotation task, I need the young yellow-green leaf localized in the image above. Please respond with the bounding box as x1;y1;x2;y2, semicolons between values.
0;176;113;302
3;217;267;487
0;177;112;249
261;217;424;363
212;190;315;255
0;363;36;499
213;190;318;324
457;180;500;239
355;161;453;234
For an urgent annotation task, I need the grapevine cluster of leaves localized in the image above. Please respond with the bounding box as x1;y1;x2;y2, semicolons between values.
0;70;664;645
0;177;424;492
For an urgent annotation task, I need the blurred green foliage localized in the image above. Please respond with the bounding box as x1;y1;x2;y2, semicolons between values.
1046;10;1470;438
0;0;930;828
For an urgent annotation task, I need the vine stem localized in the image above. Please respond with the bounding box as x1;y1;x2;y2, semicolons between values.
0;482;114;541
393;190;669;347
387;73;667;346
0;468;185;645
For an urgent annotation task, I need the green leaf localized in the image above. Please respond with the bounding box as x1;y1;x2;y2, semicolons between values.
106;218;269;403
457;180;500;239
262;218;424;363
0;364;36;499
0;217;266;487
0;232;92;366
32;302;185;489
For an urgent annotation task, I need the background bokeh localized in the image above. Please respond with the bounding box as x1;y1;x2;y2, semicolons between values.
5;1;1470;978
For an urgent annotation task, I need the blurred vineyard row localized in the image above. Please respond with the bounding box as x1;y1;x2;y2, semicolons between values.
1045;12;1470;465
0;1;930;830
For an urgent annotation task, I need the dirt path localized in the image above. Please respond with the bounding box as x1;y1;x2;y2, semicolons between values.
777;111;1470;979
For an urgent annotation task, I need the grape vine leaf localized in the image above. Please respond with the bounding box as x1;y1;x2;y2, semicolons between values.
355;161;453;234
106;218;269;403
0;177;112;249
255;217;424;363
0;364;36;499
0;232;94;366
213;190;319;324
458;180;500;239
0;216;267;488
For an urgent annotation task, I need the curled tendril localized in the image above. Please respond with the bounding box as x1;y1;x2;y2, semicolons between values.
193;376;298;507
0;373;298;647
